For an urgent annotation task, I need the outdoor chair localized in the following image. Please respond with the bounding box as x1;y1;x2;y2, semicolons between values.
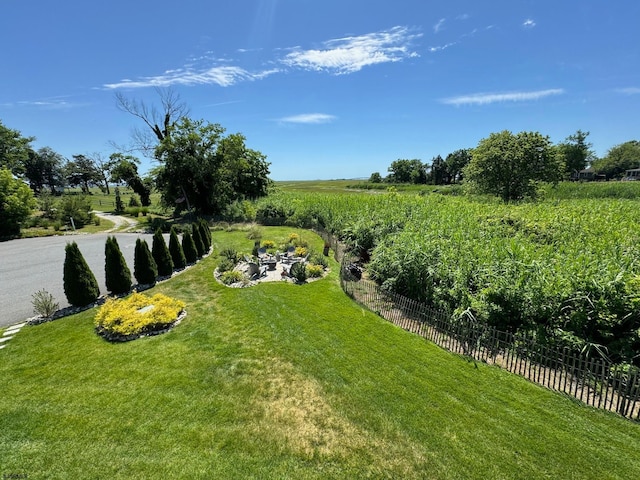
246;262;260;280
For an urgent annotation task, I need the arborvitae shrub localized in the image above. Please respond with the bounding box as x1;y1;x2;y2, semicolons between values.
169;226;186;269
152;228;174;277
198;219;211;251
182;231;198;264
105;236;132;295
134;238;158;285
191;224;205;258
63;241;100;306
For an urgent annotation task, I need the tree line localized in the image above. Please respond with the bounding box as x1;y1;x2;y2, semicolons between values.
0;89;272;238
370;130;640;201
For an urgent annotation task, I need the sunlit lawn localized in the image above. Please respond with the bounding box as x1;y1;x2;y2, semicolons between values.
1;227;639;479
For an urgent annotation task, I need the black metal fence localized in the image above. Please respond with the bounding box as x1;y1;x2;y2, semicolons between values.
318;229;640;420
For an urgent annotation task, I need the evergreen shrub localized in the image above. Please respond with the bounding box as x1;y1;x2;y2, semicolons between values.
169;226;186;269
134;238;157;285
63;241;100;306
105;236;132;295
152;229;174;277
182;231;198;264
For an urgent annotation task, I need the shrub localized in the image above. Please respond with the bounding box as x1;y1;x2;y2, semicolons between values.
63;241;100;306
128;195;141;207
58;195;92;228
219;247;239;262
220;270;245;285
246;224;262;240
295;246;308;257
217;257;236;274
105;236;132;295
261;240;276;249
95;292;185;340
169;226;186;269
288;232;299;243
198;219;211;253
310;252;328;269
134;238;157;286
182;231;198;264
290;262;308;283
114;187;125;213
93;216;101;226
152;229;174;277
191;224;205;258
31;289;60;317
306;264;324;278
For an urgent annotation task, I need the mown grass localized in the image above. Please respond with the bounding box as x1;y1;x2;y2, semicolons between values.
1;227;640;479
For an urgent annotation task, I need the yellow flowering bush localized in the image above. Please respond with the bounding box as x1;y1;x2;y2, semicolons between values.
95;292;185;340
287;232;299;243
294;246;308;257
261;239;276;249
306;264;324;278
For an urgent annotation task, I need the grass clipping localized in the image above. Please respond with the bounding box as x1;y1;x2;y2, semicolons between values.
95;292;185;342
250;358;427;475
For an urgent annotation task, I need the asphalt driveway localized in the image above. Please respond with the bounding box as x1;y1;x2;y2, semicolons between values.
0;232;166;328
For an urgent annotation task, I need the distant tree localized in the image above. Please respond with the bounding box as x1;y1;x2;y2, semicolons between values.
387;159;426;184
369;172;383;183
557;130;595;178
58;195;93;228
134;238;157;285
592;140;640;179
464;130;563;202
444;149;472;183
105;236;132;295
66;154;101;194
90;153;114;195
152;228;174;277
0;120;33;176
23;147;66;194
168;226;186;269
429;155;447;185
63;241;100;306
191;224;205;258
182;231;198;264
109;153;151;206
114;186;125;213
0;167;37;237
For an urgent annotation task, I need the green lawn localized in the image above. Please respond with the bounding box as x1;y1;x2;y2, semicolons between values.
1;227;639;479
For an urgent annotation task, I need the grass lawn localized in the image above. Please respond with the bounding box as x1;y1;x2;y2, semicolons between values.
1;227;640;479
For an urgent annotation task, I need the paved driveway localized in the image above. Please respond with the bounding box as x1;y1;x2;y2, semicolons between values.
0;232;167;328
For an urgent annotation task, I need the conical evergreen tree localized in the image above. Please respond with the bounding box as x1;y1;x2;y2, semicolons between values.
152;228;174;277
105;236;132;295
134;238;158;285
198;219;211;253
169;226;186;269
182;231;198;264
63;241;100;306
191;224;205;258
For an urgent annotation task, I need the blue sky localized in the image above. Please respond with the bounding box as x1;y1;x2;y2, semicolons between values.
1;0;639;180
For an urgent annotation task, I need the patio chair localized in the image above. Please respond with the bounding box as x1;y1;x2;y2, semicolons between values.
246;262;260;280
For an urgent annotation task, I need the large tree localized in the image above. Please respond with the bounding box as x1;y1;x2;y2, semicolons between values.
557;130;594;178
444;149;472;184
0;120;34;176
154;117;270;215
109;153;151;206
23;147;66;194
464;130;563;202
66;154;101;193
592;140;640;179
0;167;37;237
387;159;426;184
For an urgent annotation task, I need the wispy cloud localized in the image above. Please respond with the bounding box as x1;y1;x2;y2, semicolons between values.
12;96;87;109
441;88;565;106
523;19;536;28
104;65;279;89
616;87;640;95
281;26;421;75
277;113;337;124
433;18;446;34
429;42;457;53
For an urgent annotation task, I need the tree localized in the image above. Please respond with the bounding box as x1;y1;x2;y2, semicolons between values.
444;149;472;183
0;120;34;176
429;155;447;185
58;194;93;228
152;229;174;277
182;231;198;264
191;223;205;258
369;172;383;183
387;159;426;184
90;153;114;195
134;238;157;285
109;153;152;206
464;130;563;202
592;141;640;179
0;167;37;237
105;236;132;295
114;88;189;157
154;117;270;215
66;155;101;193
63;241;100;306
557;130;594;178
198;219;211;252
23;147;65;194
168;226;186;269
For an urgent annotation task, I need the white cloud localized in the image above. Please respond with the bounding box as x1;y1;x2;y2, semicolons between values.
616;87;640;95
433;18;446;33
441;88;565;106
104;65;278;89
429;42;457;53
523;19;536;28
281;26;421;75
278;113;337;124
